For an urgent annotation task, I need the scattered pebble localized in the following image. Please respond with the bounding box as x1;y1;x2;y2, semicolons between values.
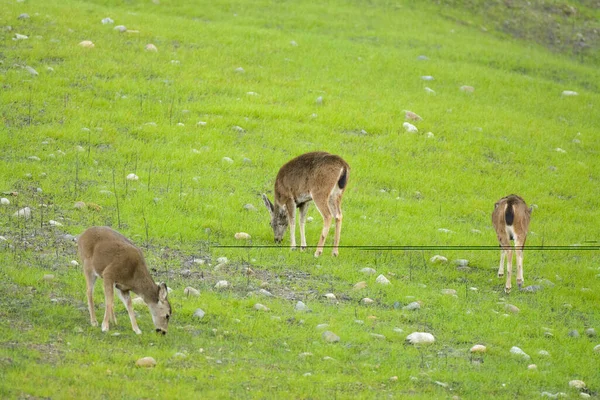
403;301;421;311
322;331;340;343
585;328;597;338
527;364;537;370
243;204;256;212
316;324;329;330
568;380;586;390
505;304;520;314
510;346;530;360
135;357;157;368
521;285;542;293
215;280;229;289
232;126;245;133
421;75;434;81
316;96;323;105
406;332;435;345
370;333;385;340
14;207;32;219
424;87;436;95
470;344;487;353
235;67;245;73
541;392;567;398
184;287;200;297
295;301;310;312
568;330;580;338
430;255;448;264
0;236;6;242
417;55;429;61
460;85;475;93
360;267;377;275
14;33;28;40
114;25;127;33
222;157;234;164
253;303;269;311
25;66;38;76
216;257;228;264
390;376;398;381
258;289;273;297
404;110;423;121
70;260;79;266
193;308;205;319
361;298;374;305
555;148;567;153
101;17;114;24
145;43;158;52
290;40;298;46
126;173;139;181
1;198;10;205
538;350;550;357
79;40;95;48
402;122;418;133
234;232;251;240
441;289;456;296
324;293;336;300
354;281;367;290
375;274;390;285
18;13;30;19
48;220;63;227
593;344;600;352
454;259;469;266
562;90;578;96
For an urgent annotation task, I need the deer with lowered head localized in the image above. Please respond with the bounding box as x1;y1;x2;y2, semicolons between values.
78;226;172;335
262;151;350;257
492;194;533;293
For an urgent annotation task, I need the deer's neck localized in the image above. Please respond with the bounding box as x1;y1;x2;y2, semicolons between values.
133;267;159;304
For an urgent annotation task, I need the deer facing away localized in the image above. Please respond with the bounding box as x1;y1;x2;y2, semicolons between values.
262;151;350;257
78;226;171;334
492;194;532;293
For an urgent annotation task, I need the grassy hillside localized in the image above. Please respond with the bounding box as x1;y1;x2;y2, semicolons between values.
1;0;599;398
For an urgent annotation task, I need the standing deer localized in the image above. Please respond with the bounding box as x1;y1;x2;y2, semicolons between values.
492;195;533;293
78;226;172;335
262;151;350;257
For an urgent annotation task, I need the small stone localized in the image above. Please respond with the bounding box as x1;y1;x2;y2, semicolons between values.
406;332;435;345
70;260;79;267
594;344;600;352
126;173;139;181
540;279;555;288
235;67;245;73
417;55;429;61
79;40;95;48
404;110;422;121
425;87;436;95
580;393;591;399
258;289;273;297
18;13;30;19
454;259;469;266
43;274;55;281
361;298;374;305
112;332;120;336
538;350;550;356
370;333;385;340
25;66;38;76
375;274;390;285
441;289;456;296
568;380;586;390
74;201;86;209
145;43;158;52
197;121;207;126
254;303;269;311
521;285;542;293
193;309;205;319
316;96;323;105
14;207;32;219
568;330;580;338
0;236;6;242
527;364;537;370
222;157;234;164
114;25;127;33
585;328;596;338
1;198;10;205
215;280;229;289
324;293;336;300
421;75;434;81
184;287;200;297
430;255;448;264
216;257;228;264
360;267;377;275
354;281;367;290
135;357;157;368
243;204;256;212
232;126;245;133
562;90;578;96
290;40;298;46
14;33;28;40
295;301;310;312
438;228;453;234
234;232;251;240
322;331;340;343
510;346;530;360
393;327;404;333
541;392;567;399
470;345;487;353
101;17;114;24
505;304;520;314
390;376;399;381
402;122;418;133
403;301;421;311
316;324;329;330
460;85;475;93
49;220;63;227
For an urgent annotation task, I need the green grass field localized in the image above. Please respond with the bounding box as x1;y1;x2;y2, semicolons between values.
1;0;599;398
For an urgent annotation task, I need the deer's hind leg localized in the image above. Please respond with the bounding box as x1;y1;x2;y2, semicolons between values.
311;190;333;258
101;278;116;332
514;235;526;289
328;187;344;257
83;259;99;327
116;288;142;335
298;202;310;250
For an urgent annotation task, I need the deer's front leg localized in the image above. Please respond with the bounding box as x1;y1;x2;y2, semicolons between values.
102;280;115;332
286;200;297;250
505;248;513;294
298;202;309;250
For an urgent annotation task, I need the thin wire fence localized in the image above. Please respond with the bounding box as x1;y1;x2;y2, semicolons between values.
213;244;600;251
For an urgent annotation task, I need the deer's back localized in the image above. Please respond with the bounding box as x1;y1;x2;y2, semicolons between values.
275;152;349;196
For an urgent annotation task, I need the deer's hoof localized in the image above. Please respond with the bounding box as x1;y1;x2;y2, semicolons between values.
504;286;511;294
300;246;307;252
134;328;142;335
101;324;109;332
517;279;523;288
332;250;339;257
497;273;504;278
91;320;99;327
314;250;322;258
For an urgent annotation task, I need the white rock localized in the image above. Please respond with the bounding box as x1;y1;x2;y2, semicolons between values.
316;96;323;105
0;236;6;241
562;90;578;96
184;287;200;297
316;324;329;330
14;33;29;40
79;40;95;48
235;67;245;73
441;289;456;296
460;85;475;93
370;333;386;340
101;17;114;24
135;357;157;368
568;380;586;390
14;207;32;219
222;157;234;164
403;301;421;311
48;220;63;227
505;304;520;313
402;122;418;133
360;267;377;275
470;344;487;353
538;350;550;357
421;75;434;81
594;344;600;353
145;43;158;52
193;308;205;319
214;280;229;289
246;91;258;96
1;198;10;205
232;126;245;133
70;260;79;266
541;392;567;399
324;293;336;300
322;331;340;343
361;297;374;305
197;121;207;126
375;274;390;285
234;232;251;240
510;346;531;360
555;148;567;153
295;301;309;312
527;364;537;370
425;87;436;95
406;332;435;345
430;255;448;264
438;228;453;233
114;25;127;33
176;122;184;126
580;393;591;399
258;289;273;297
28;155;41;161
290;40;298;46
253;303;269;311
126;173;139;181
25;66;38;76
454;259;469;266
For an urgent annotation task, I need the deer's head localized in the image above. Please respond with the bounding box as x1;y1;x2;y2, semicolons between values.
262;194;288;243
147;283;171;335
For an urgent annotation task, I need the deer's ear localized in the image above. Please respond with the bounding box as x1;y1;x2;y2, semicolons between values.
528;206;533;215
158;283;169;301
262;194;274;214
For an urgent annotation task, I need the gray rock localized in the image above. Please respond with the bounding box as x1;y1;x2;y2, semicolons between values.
510;346;530;360
114;25;127;33
253;303;269;311
193;309;205;319
316;324;329;330
295;301;310;312
441;289;456;296
568;330;580;338
585;328;596;338
135;357;157;368
184;287;200;297
505;304;520;314
243;203;256;211
521;285;542;293
258;289;273;297
360;267;377;275
430;255;448;264
370;333;386;340
18;13;30;19
322;331;340;343
539;279;555;288
375;274;390;285
403;301;421;311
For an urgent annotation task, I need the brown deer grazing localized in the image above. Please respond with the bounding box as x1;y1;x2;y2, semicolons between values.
492;195;533;293
262;151;350;257
78;226;172;335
